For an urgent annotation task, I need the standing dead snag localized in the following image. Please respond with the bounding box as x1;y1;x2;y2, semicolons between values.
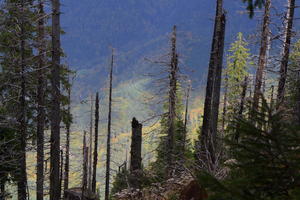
105;49;114;200
50;0;61;199
82;131;88;200
129;118;143;188
88;94;94;191
167;25;179;176
64;77;72;197
277;0;296;106
92;92;99;193
198;0;226;167
183;83;191;153
253;0;271;111
36;1;46;200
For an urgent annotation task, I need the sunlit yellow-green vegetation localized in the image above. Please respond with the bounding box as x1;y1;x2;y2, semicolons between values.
9;77;204;199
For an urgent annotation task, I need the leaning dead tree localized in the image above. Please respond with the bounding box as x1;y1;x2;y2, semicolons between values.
105;49;114;200
129;118;143;188
198;0;226;168
277;0;296;106
252;0;271;111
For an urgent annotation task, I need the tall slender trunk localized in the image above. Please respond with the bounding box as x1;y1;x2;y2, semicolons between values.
18;1;28;199
36;1;46;199
82;132;88;200
253;0;271;110
183;83;191;152
59;149;63;198
199;0;224;166
88;94;93;190
235;76;248;141
92;92;99;193
277;0;295;106
105;49;114;200
63;82;71;196
222;73;228;132
50;0;61;199
167;25;178;176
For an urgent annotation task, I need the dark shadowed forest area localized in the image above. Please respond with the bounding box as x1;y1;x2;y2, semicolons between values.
1;0;300;199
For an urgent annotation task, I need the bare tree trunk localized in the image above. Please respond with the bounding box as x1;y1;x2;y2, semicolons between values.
60;149;63;198
105;49;114;200
235;76;248;141
183;83;191;152
50;0;61;199
277;0;295;106
18;1;28;199
88;94;93;191
92;92;99;193
129;118;143;188
253;0;271;111
63;81;71;197
222;73;228;132
198;0;224;166
82;132;88;200
167;25;179;176
211;12;226;146
36;1;46;199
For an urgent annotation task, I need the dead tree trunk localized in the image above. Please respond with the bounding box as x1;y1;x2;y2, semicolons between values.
235;76;248;141
253;0;271;111
92;92;99;193
82;132;88;200
50;0;61;199
129;118;143;188
198;0;225;166
64;80;71;196
167;25;179;176
222;73;228;132
36;1;46;199
105;49;114;200
18;1;28;199
60;149;64;197
277;0;295;106
183;83;191;152
88;94;93;191
211;12;226;147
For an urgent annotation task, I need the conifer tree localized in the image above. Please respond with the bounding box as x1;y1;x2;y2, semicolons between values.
224;33;251;121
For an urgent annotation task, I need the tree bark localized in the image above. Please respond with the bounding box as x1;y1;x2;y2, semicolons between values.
50;0;61;199
36;1;46;199
92;92;99;193
253;0;271;111
235;76;248;141
88;94;93;191
129;118;143;188
64;81;71;196
18;1;28;199
105;49;114;200
82;132;88;200
198;0;224;166
211;12;226;147
183;83;191;152
167;25;178;176
222;73;228;132
277;0;295;106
